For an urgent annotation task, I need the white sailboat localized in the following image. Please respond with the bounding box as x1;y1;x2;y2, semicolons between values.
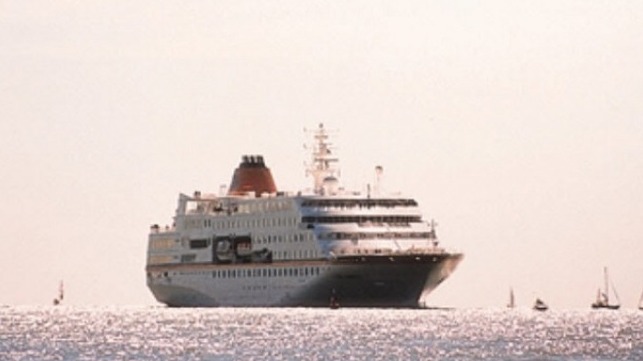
591;267;620;310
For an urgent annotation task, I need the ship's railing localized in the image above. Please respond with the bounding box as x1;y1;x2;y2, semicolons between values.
149;224;176;234
182;192;296;217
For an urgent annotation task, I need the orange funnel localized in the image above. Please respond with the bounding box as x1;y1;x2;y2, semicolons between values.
228;155;277;196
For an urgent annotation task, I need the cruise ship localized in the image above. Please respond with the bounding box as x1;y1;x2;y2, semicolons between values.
146;124;463;308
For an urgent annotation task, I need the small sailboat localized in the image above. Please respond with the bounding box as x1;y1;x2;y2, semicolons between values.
533;298;548;311
53;281;64;306
591;267;620;310
638;290;643;311
507;287;516;309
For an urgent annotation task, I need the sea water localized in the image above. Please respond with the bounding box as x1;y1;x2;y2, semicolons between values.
1;306;641;360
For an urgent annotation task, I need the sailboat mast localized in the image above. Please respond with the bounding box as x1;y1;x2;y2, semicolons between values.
603;267;609;304
611;281;621;305
508;287;515;308
606;269;620;305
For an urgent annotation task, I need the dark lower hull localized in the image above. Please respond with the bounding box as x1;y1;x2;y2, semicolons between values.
591;304;620;310
287;254;461;308
147;253;463;308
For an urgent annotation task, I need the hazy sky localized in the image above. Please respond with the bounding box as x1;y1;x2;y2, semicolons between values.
1;1;642;308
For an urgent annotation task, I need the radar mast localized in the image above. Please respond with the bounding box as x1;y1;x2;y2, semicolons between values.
305;123;340;195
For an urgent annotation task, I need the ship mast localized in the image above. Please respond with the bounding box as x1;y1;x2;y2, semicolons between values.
306;123;340;195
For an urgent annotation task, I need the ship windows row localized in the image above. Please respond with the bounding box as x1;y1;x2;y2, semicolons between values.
148;255;174;264
255;233;311;245
237;199;294;213
149;238;177;250
186;216;301;230
186;235;311;250
188;199;294;216
302;215;421;224
273;249;320;260
301;199;418;209
211;266;324;279
320;231;435;241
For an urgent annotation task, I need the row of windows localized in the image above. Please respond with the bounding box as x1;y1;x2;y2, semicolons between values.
300;199;418;208
302;215;421;224
320;232;434;241
185;216;300;230
148;255;174;265
190;239;209;249
188;199;294;216
149;238;176;250
212;266;325;279
185;215;423;230
357;222;411;228
152;266;329;279
184;234;313;251
255;233;311;244
188;198;294;215
154;248;321;264
154;234;311;252
272;249;320;260
184;233;314;252
235;199;293;213
181;254;196;263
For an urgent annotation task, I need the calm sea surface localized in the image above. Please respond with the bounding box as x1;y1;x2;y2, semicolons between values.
1;306;641;360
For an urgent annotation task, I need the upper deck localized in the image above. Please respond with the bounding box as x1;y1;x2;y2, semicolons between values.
146;123;457;265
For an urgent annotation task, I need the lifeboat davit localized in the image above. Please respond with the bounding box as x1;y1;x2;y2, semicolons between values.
227;155;277;196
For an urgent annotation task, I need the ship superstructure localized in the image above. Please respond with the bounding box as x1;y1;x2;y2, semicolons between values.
146;124;463;307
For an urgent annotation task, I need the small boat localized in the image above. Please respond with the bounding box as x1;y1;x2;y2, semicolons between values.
533;298;548;311
53;281;64;306
507;287;515;309
638;290;643;311
591;267;620;310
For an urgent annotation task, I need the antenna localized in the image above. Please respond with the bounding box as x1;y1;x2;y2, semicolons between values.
304;123;340;195
428;219;438;239
373;165;383;195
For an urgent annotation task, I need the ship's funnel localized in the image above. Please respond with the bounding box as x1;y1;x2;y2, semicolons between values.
228;155;277;196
